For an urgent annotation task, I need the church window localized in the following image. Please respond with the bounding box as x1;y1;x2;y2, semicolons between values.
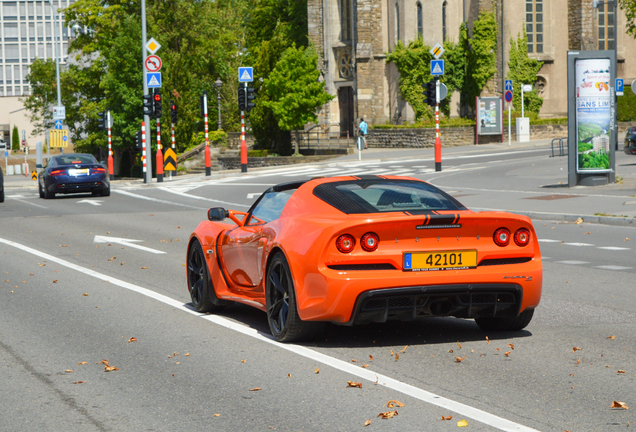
417;2;423;39
525;0;543;53
340;0;351;42
597;2;615;50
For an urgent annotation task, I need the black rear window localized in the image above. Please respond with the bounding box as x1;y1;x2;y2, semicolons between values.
313;179;466;214
53;154;98;165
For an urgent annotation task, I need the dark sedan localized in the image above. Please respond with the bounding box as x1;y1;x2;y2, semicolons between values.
38;153;110;199
0;165;4;203
625;127;636;155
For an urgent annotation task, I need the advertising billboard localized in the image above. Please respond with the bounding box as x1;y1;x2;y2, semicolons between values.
575;59;612;172
476;97;502;136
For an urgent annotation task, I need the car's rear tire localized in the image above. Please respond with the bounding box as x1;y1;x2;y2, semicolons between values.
266;252;324;343
187;240;225;313
44;187;55;199
39;183;45;198
475;308;535;332
92;190;100;196
101;187;110;197
0;189;4;203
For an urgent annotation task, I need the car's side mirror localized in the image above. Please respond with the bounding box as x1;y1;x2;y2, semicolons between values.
208;207;228;221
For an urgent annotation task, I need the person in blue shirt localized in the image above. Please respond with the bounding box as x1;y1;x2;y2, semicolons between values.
358;118;368;149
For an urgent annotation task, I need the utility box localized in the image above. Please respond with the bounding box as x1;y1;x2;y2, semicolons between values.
516;117;530;142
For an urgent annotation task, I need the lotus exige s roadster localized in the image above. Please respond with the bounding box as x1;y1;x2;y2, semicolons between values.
187;176;542;342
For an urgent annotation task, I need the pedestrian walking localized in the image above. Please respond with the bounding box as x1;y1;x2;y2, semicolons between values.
358;118;368;149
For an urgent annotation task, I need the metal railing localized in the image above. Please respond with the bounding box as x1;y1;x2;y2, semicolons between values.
550;137;568;157
296;130;352;150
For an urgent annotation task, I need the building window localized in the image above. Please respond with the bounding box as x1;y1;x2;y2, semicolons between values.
4;23;19;40
417;2;423;39
340;0;351;42
526;0;543;53
442;1;447;42
598;2;615;50
3;2;18;18
395;3;400;43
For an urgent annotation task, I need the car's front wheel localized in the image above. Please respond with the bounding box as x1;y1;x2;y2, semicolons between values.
266;252;323;343
187;240;225;313
475;308;535;332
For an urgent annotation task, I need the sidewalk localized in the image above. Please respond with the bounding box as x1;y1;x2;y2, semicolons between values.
4;138;636;227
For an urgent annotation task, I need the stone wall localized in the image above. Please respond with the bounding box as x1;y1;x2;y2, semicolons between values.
226;132;255;149
568;0;597;50
217;155;340;171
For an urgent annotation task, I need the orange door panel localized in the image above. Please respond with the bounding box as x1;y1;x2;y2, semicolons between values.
221;226;263;288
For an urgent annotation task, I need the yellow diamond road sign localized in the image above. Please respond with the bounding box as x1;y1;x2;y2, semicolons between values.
146;37;161;54
430;42;445;60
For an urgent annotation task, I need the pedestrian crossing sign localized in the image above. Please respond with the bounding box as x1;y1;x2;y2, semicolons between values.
147;72;162;88
430;59;444;76
238;67;253;82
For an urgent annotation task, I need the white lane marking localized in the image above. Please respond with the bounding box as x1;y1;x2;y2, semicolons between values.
0;236;539;432
77;199;102;206
597;246;631;251
113;189;207;210
538;239;561;243
384;169;415;176
595;265;633;271
247;193;261;199
556;260;590;265
541;257;551;259
156;187;251;208
93;235;166;254
9;197;48;208
562;242;594;247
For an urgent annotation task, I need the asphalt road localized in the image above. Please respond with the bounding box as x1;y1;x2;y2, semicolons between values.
1;146;635;431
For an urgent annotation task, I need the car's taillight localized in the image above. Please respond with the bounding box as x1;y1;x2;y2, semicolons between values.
92;167;106;174
336;234;355;253
514;228;531;247
493;228;511;247
50;169;65;176
360;232;379;252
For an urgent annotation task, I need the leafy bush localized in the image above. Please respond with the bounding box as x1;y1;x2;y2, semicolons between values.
617;85;636;122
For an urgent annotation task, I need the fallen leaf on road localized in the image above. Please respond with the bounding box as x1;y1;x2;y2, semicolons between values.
77;362;87;365
507;343;515;350
241;359;246;363
495;348;501;351
607;335;616;340
185;353;190;356
52;280;57;283
448;349;454;353
457;342;462;349
387;400;404;408
573;347;582;353
214;414;220;417
362;364;369;368
395;353;400;361
347;381;362;388
574;217;583;224
65;370;73;373
398;345;408;353
128;337;137;343
504;351;511;357
617;370;626;374
377;410;398;419
82;293;89;296
441;415;453;421
455;356;467;363
486;336;490;344
287;374;292;378
575;358;581;365
457;419;469;427
390;349;394;356
611;401;629;410
369;355;373;361
584;232;591;234
249;388;262;391
351;359;357;362
73;381;85;384
141;267;148;269
364;419;371;426
315;368;319;374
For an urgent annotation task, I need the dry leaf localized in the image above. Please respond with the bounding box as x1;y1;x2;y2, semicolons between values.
457;419;469;427
395;353;400;361
73;381;85;384
387;400;405;408
369;355;373;361
507;343;515;350
128;337;137;343
471;349;475;353
362;364;369;368
575;358;581;365
495;348;501;351
584;231;591;234
570;373;575;376
441;415;453;421
77;362;87;365
185;353;190;356
52;280;57;283
214;414;220;417
390;349;394;356
448;349;454;353
607;335;616;340
241;359;246;363
249;387;262;391
65;370;73;373
287;374;292;378
377;410;398;419
105;365;119;372
611;401;629;410
82;293;89;297
364;419;371;427
351;359;357;362
398;345;408;353
141;267;148;269
457;342;462;349
486;336;490;344
504;351;511;357
315;368;320;374
617;370;627;374
175;362;180;365
574;217;583;224
346;381;362;388
455;356;467;363
573;347;582;353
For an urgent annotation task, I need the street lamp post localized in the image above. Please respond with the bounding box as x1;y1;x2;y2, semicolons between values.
214;78;223;130
47;0;62;109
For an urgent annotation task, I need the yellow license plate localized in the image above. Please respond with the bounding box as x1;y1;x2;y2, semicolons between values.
69;168;89;176
403;250;477;271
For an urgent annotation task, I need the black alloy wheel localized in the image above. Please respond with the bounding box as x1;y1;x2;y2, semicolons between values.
187;240;224;313
266;252;323;342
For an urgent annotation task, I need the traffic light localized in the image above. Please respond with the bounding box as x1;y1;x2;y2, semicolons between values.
170;100;177;124
143;92;154;118
238;85;246;111
246;86;256;111
154;90;162;119
425;80;436;106
97;111;107;130
135;130;143;151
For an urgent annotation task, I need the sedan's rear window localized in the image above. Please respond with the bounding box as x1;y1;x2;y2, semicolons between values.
53;155;98;165
313;179;466;214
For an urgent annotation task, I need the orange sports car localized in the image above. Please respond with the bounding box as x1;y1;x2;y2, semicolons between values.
187;176;542;342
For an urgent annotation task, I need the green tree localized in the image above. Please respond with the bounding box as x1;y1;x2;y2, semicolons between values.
262;45;334;154
506;29;543;115
464;11;498;104
12;125;20;151
619;0;636;37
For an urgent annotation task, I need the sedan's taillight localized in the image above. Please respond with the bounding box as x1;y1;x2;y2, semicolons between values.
50;169;65;176
336;234;355;253
92;167;106;174
360;232;379;252
493;228;511;247
514;228;531;247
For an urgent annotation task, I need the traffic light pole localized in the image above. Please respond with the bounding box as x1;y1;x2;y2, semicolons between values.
107;110;114;176
240;83;247;173
434;78;442;172
141;0;152;184
156;118;163;182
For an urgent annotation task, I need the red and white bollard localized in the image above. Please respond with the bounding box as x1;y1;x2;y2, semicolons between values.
240;110;247;172
434;79;442;172
156;118;163;182
142;121;147;184
107;110;114;176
